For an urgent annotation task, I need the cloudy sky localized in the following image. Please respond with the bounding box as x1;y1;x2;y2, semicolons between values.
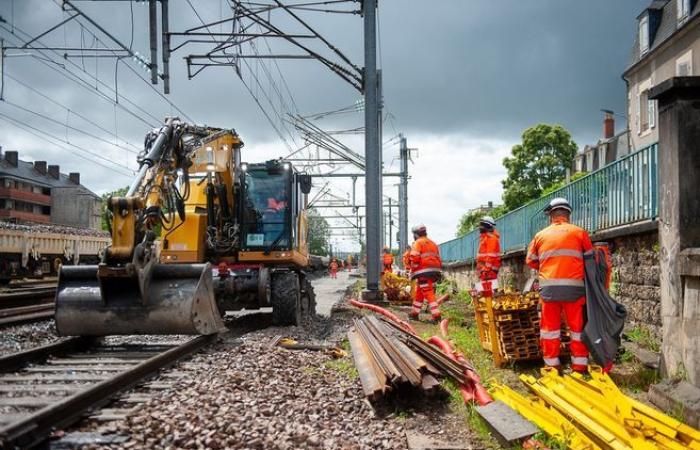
0;1;646;249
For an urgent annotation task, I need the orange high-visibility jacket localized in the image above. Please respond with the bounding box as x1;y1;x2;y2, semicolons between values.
402;250;410;269
526;217;594;301
410;236;442;278
382;253;394;267
329;261;338;271
476;230;501;272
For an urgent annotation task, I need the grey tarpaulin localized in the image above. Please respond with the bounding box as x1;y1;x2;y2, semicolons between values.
582;248;627;367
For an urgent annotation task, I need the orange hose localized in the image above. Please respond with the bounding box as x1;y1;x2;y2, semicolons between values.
433;323;493;406
349;299;417;335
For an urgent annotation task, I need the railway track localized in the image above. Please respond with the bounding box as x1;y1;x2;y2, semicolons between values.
0;334;216;449
0;285;57;327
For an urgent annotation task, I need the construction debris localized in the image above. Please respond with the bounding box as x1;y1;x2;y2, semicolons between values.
493;366;700;450
382;273;413;304
274;337;348;358
348;316;442;401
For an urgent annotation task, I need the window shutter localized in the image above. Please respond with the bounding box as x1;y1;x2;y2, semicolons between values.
635;93;641;135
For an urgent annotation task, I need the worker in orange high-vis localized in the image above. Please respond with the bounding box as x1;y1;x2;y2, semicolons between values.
402;245;411;276
476;216;501;281
382;246;394;275
329;258;339;279
408;224;443;322
526;198;594;373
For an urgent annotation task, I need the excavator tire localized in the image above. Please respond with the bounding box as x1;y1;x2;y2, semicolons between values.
271;271;301;326
300;275;316;318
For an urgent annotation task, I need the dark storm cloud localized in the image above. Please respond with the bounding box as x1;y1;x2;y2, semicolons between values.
0;0;645;195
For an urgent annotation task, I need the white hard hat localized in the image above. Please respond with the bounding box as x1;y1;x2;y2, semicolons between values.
545;197;572;214
411;223;427;234
480;216;496;227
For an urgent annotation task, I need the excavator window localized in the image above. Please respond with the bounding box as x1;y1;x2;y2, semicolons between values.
240;166;293;251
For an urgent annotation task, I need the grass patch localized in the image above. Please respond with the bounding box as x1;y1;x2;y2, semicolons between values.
324;355;359;380
626;325;660;352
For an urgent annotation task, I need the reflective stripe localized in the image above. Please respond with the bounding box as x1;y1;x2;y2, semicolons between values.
543;357;560;366
571;356;588;366
527;253;539;261
539;278;584;287
420;251;440;258
570;331;582;341
538;249;584;262
540;285;586;301
418;282;429;288
477;252;500;257
540;329;561;339
583;250;595;256
411;268;442;278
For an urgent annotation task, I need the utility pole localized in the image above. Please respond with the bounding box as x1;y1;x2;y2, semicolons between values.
362;0;382;302
398;134;409;268
388;198;393;251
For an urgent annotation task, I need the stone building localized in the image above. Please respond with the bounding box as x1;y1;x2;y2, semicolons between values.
0;149;101;230
572;111;631;175
624;0;700;151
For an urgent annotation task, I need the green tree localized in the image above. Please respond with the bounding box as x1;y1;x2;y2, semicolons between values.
501;124;578;211
307;208;330;256
100;186;129;232
541;171;588;196
456;204;508;237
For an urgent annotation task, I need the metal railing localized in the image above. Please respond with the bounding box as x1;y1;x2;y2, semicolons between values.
440;143;658;262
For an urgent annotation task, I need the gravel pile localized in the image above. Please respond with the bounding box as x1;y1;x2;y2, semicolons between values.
0;320;60;356
91;332;404;450
0;220;109;237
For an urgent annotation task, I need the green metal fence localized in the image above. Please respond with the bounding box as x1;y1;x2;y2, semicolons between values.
439;143;658;262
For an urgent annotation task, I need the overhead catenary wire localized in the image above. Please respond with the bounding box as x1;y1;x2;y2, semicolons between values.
0;24;157;127
0;112;134;177
0;98;139;155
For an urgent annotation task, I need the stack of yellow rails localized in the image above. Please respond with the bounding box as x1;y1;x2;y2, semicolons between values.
491;366;700;450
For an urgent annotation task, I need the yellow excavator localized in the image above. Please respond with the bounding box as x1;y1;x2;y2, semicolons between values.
55;118;315;335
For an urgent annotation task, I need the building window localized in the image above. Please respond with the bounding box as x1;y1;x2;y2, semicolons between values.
575;156;583;173
639;90;651;133
599;144;608;167
678;0;691;23
648;97;656;129
639;15;650;53
677;49;693;75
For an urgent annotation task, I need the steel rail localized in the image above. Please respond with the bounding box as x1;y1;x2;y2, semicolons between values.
0;334;216;449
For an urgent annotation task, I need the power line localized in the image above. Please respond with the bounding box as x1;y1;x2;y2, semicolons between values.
0;99;139;155
0;25;157;127
0;112;134;176
3;72;141;152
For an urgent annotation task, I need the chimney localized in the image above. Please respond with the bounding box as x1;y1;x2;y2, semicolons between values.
603;110;615;139
69;172;80;185
34;161;47;175
4;151;18;167
48;165;60;179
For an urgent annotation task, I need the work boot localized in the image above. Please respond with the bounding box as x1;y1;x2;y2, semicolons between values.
408;314;420;321
430;316;442;325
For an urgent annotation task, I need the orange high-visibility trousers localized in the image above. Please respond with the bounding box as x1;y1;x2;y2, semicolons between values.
540;297;588;372
410;278;441;320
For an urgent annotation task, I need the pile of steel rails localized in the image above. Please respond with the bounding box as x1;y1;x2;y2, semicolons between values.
347;308;492;405
0;334;216;448
0;284;57;327
348;316;442;400
491;366;700;450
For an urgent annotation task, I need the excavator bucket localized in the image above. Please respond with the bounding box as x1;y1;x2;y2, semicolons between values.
55;263;226;336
